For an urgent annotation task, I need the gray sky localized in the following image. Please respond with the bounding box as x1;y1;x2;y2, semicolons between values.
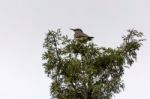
0;0;150;99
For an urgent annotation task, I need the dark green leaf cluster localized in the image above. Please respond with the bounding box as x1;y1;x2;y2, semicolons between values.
42;29;145;99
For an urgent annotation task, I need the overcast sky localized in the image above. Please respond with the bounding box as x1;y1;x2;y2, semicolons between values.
0;0;150;99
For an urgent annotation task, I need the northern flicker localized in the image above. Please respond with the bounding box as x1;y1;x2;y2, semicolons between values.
70;28;94;41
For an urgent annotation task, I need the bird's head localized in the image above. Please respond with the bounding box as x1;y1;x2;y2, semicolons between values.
70;28;83;32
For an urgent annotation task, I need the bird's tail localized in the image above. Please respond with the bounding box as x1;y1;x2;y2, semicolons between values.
88;37;94;40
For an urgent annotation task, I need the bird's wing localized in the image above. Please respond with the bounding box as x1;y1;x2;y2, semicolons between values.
81;32;89;37
75;32;89;38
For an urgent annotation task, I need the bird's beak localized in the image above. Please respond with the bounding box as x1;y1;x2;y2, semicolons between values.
70;28;75;31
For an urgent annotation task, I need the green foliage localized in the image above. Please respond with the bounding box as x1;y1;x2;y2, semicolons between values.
42;29;145;99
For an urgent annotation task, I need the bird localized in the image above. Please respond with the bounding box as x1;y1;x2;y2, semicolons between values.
70;28;94;41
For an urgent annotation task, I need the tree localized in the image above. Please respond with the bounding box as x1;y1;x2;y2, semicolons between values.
42;29;145;99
